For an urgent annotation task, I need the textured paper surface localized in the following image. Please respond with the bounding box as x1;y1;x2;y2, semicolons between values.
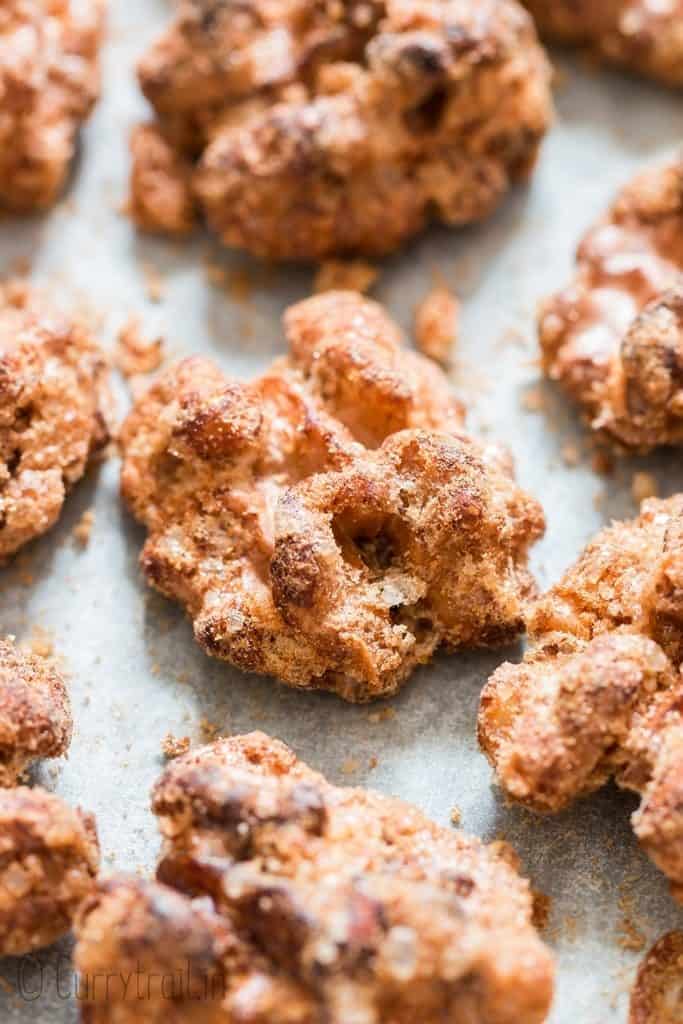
1;2;683;1020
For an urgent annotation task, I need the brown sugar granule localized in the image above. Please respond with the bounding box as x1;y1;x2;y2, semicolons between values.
115;317;164;378
314;260;378;295
161;733;190;759
414;284;460;366
73;509;95;546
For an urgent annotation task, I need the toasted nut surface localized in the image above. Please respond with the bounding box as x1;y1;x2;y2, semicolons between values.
630;931;683;1024
120;291;544;701
0;786;99;956
0;280;111;560
74;732;554;1024
479;495;683;900
0;0;105;211
130;0;552;260
0;636;72;786
538;157;683;453
524;1;683;87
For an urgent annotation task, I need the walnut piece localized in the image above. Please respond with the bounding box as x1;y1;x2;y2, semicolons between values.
129;0;552;260
630;931;683;1024
0;786;99;955
120;290;544;702
523;1;683;87
0;0;105;211
479;495;683;901
0;280;111;560
0;636;72;786
538;157;683;453
74;732;554;1024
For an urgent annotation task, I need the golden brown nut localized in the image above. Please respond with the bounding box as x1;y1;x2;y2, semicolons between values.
130;0;552;260
0;635;72;786
523;1;683;87
120;291;544;701
0;785;99;956
630;931;683;1024
0;0;105;211
538;157;683;453
479;495;683;901
0;279;111;560
74;732;554;1024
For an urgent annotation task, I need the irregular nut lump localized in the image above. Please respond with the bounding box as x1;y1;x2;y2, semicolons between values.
479;495;683;901
0;636;72;787
120;291;545;702
630;931;683;1024
538;156;683;453
0;0;105;211
523;1;683;87
0;280;111;560
74;731;554;1024
130;0;553;260
0;786;99;956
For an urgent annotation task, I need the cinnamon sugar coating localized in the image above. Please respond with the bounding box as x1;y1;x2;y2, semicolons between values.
0;280;111;560
74;732;554;1024
479;495;683;901
130;0;552;260
630;931;683;1024
0;786;99;956
523;1;683;87
539;157;683;452
0;636;72;787
120;291;544;701
0;0;105;211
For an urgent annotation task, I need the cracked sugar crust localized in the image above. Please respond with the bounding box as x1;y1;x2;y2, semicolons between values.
630;931;683;1024
0;636;72;787
523;1;683;87
119;291;544;702
0;785;99;956
130;0;552;260
478;495;683;901
0;280;111;560
74;732;554;1024
0;0;105;211
538;157;683;453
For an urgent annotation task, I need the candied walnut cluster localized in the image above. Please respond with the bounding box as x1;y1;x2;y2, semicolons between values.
0;786;99;956
630;931;683;1024
0;0;105;211
0;280;111;560
479;495;683;901
523;1;683;87
74;732;554;1024
0;636;72;787
130;0;552;260
538;157;683;453
120;291;544;702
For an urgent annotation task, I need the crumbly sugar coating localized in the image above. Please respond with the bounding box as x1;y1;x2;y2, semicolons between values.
0;786;99;956
0;636;72;787
0;280;111;560
74;732;554;1024
523;1;683;87
538;157;683;453
629;931;683;1024
120;291;544;701
0;0;105;211
130;0;552;260
479;495;683;900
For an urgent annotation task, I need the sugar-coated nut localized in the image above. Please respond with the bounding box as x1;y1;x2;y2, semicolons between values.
629;931;683;1024
130;0;552;260
74;732;554;1024
120;290;544;701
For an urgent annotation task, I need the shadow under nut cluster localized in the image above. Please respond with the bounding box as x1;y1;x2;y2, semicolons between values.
522;0;683;87
0;639;99;957
119;290;545;702
0;0;105;212
74;731;554;1024
130;0;553;259
479;495;683;901
539;157;683;453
